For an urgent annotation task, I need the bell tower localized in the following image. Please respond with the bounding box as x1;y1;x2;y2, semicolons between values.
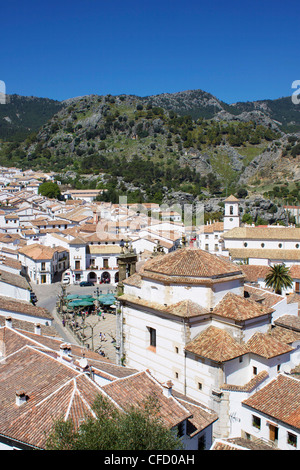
223;195;240;232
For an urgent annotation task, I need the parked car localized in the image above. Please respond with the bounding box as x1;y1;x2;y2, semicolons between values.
80;281;94;287
62;276;70;285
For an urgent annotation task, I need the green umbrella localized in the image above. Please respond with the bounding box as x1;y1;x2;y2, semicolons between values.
100;299;115;306
68;300;94;307
66;294;80;300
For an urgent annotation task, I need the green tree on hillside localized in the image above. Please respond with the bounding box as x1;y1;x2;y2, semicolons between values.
38;181;61;199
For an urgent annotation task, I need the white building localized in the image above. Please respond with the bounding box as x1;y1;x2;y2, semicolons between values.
67;233;126;285
119;247;300;442
18;243;69;284
197;221;224;253
222;225;300;267
241;373;300;450
0;268;31;302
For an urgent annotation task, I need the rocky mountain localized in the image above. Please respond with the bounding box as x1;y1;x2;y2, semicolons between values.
143;90;300;133
0;94;62;141
0;90;299;211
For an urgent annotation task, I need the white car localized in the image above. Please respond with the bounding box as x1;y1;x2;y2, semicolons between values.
62;277;70;285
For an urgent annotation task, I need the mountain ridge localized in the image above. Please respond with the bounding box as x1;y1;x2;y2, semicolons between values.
0;89;299;208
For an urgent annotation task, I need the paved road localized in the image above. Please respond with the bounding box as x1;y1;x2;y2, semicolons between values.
33;282;118;361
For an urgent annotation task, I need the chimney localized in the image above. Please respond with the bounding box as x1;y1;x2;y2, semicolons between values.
5;317;12;328
59;343;71;358
34;323;41;335
15;390;28;406
162;380;173;398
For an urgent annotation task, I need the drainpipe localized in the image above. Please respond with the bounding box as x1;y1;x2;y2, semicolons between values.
115;300;123;366
183;318;187;396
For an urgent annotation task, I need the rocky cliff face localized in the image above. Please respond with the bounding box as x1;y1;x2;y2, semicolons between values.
1;90;300;207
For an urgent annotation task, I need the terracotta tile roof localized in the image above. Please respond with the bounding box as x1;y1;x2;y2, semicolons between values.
211;437;277;450
240;264;270;282
242;374;300;429
0;269;30;290
274;314;300;332
286;293;300;306
120;294;208;319
175;396;218;436
163;299;209;317
289;265;300;278
140;248;243;282
224;226;300;240
246;332;294;358
244;285;284;308
0;295;53;320
83;232;124;242
213;292;274;321
0;346;99;448
0;256;22;270
102;370;191;428
0;317;58;337
18;243;57;260
221;370;269;392
202;221;224;233
88;245;123;255
185;326;247;363
229;248;300;261
123;273;142;287
68;236;86;245
224;195;239;202
269;325;300;345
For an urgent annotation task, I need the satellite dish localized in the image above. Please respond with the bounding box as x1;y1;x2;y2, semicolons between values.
79;357;88;369
281;364;291;373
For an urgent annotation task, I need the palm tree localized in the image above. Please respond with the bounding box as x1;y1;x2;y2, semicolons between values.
265;264;293;295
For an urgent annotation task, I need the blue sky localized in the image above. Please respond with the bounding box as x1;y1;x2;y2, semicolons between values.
1;0;299;103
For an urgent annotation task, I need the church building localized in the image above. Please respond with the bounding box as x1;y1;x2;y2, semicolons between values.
118;247;299;440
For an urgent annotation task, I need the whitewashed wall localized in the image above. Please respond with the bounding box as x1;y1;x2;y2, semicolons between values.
123;304;187;393
241;400;300;450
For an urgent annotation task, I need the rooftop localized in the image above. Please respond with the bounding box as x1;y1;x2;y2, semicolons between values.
140;248;243;282
228;248;300;261
185;326;247;363
223;226;300;240
242;374;300;429
212;292;274;321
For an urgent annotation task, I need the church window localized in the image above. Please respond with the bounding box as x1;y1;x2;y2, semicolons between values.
148;327;156;348
230;206;233;215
